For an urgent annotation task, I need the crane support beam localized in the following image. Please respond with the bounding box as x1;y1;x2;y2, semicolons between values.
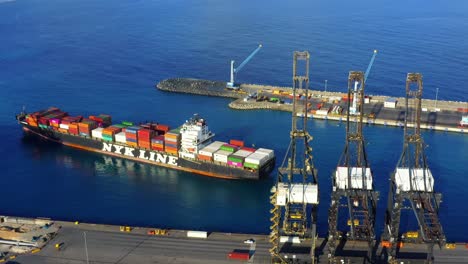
382;73;446;264
270;51;319;264
228;44;262;87
327;71;379;264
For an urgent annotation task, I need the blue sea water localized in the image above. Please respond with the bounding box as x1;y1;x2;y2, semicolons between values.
1;0;468;240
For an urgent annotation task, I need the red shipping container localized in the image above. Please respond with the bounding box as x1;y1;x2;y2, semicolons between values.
156;124;170;132
89;115;103;123
229;139;244;147
138;129;152;140
227;252;249;260
241;147;256;153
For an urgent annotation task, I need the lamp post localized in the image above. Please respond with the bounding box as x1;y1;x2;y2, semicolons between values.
325;80;328;92
434;87;439;109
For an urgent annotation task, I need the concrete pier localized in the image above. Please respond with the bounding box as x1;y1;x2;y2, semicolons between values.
3;216;468;263
157;78;468;134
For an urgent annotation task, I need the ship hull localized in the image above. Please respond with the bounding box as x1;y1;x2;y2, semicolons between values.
20;124;274;180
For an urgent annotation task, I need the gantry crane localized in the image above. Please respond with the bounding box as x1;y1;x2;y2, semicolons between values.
327;71;379;263
270;51;319;264
227;44;262;88
382;73;446;264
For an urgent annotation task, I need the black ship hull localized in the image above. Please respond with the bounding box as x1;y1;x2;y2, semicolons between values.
19;123;275;180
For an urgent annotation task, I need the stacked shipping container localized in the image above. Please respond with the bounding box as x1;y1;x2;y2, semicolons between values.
151;135;165;151
125;126;139;147
102;126;122;142
21;107;276;174
137;128;153;149
164;128;181;155
198;141;225;161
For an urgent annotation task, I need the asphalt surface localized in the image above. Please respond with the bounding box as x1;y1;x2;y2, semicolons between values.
11;224;272;264
8;221;468;264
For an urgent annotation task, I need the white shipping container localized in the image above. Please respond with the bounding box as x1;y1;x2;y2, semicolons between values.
206;141;226;149
59;124;69;129
232;149;252;158
280;236;301;244
395;168;434;192
276;183;318;205
335;167;373;190
91;127;103;139
213;150;231;163
115;132;126;143
255;148;275;159
316;109;329;115
186;231;208;239
198;149;215;157
245;152;269;165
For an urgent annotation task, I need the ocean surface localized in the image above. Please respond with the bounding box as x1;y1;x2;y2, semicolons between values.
1;0;467;240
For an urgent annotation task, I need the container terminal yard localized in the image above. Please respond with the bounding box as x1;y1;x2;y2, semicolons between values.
2;216;468;264
157;78;468;134
7;52;468;264
156;49;468;134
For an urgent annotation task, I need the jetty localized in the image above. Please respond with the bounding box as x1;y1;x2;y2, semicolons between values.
157;78;468;134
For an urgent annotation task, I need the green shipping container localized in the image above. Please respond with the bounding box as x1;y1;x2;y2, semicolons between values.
228;156;243;163
243;162;259;169
169;127;181;134
122;121;133;126
220;146;235;152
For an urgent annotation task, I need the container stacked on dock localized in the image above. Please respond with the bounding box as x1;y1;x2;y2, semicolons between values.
125;126;140;147
164;128;181;155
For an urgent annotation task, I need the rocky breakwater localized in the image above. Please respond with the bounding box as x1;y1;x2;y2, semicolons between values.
157;78;243;99
228;98;293;112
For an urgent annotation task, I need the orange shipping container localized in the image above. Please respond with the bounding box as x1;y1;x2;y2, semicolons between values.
229;139;244;147
197;154;212;161
127;141;138;147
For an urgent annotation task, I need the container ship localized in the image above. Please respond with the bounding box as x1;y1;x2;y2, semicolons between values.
15;107;275;180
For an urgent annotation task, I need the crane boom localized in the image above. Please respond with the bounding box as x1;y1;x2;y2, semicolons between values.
350;49;378;115
228;44;262;87
364;50;378;83
235;44;262;73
